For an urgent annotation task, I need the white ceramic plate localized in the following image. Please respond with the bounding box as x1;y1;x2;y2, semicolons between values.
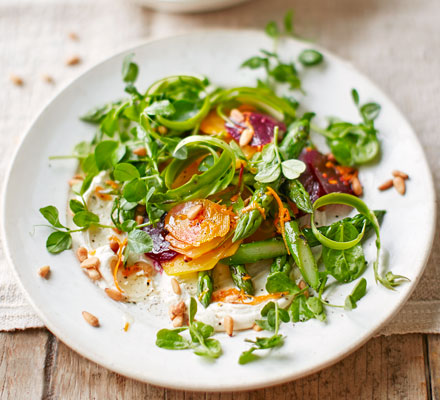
2;30;436;391
129;0;251;13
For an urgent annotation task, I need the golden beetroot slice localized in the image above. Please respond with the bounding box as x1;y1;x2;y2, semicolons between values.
200;110;227;135
165;199;231;246
167;235;226;259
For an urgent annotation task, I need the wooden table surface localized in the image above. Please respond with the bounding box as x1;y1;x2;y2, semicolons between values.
1;330;438;399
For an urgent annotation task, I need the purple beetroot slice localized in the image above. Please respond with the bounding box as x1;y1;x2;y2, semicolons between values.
299;149;354;204
141;217;178;263
226;112;285;147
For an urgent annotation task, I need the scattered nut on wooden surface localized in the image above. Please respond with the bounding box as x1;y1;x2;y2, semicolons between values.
82;311;99;327
80;256;100;270
10;74;24;86
38;265;50;279
105;288;125;302
66;55;81;66
393;176;406;195
171;278;181;295
76;247;88;263
224;315;234;336
378;179;394;191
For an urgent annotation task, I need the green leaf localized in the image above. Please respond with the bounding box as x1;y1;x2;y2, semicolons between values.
69;199;85;214
283;9;294;35
94;140;119;170
73;141;91;158
255;162;280;183
351;89;360;106
285;179;313;213
46;231;72;254
39;206;64;228
241;56;268;70
155;328;191;350
193;338;222;359
384;272;410;287
270;64;301;89
344;278;367;310
238;348;259;364
82;154;99;175
100;109;119;137
189;297;197;324
360;102;381;123
122;53;139;84
80;103;114;123
265;21;280;39
80;174;95;196
289;295;326;322
123;178;147;202
127;229;153;253
298;49;324;66
144;100;175;117
266;272;299;294
281;159;306;180
322;221;367;283
72;211;99;228
114;163;140;182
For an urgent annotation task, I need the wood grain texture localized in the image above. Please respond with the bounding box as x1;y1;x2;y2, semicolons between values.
0;329;49;400
46;332;428;400
428;335;440;400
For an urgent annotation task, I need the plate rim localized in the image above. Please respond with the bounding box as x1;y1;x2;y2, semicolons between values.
1;28;437;391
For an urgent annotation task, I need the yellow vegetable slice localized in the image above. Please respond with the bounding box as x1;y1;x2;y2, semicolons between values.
162;238;242;276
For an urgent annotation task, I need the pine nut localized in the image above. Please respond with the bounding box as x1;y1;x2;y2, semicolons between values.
10;74;24;86
186;204;203;220
169;301;186;320
230;108;244;123
133;147;147;157
133;261;154;277
85;268;101;281
158;125;168;135
109;239;119;253
76;247;88;262
66;55;81;66
393;176;406;195
392;170;409;180
172;315;184;328
378;179;393;191
298;280;309;298
351;176;363;196
135;215;144;225
239;128;254;147
82;311;99;327
252;323;262;332
224;315;234;336
105;288;126;302
171;278;181;295
80;256;100;269
38;265;50;279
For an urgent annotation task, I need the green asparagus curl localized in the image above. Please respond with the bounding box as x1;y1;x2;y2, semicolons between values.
229;264;255;295
197;271;213;308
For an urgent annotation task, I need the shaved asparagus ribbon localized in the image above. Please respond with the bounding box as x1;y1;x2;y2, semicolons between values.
311;193;388;288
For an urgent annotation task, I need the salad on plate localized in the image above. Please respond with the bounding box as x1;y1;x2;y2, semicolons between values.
38;16;409;364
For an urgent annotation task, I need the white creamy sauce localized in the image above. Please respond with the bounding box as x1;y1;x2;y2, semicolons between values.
68;172;328;332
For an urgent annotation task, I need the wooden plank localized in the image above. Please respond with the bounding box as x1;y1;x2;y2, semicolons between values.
0;329;49;400
48;333;428;400
428;335;440;399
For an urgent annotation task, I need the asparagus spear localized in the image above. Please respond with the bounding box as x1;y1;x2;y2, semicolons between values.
197;271;213;308
232;183;275;242
229;264;255;295
270;255;292;276
279;114;312;160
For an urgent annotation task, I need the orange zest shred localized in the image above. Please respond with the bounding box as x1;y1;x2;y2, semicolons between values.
211;288;288;305
110;236;127;293
265;186;291;255
123;322;130;332
240;201;266;219
105;180;119;189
